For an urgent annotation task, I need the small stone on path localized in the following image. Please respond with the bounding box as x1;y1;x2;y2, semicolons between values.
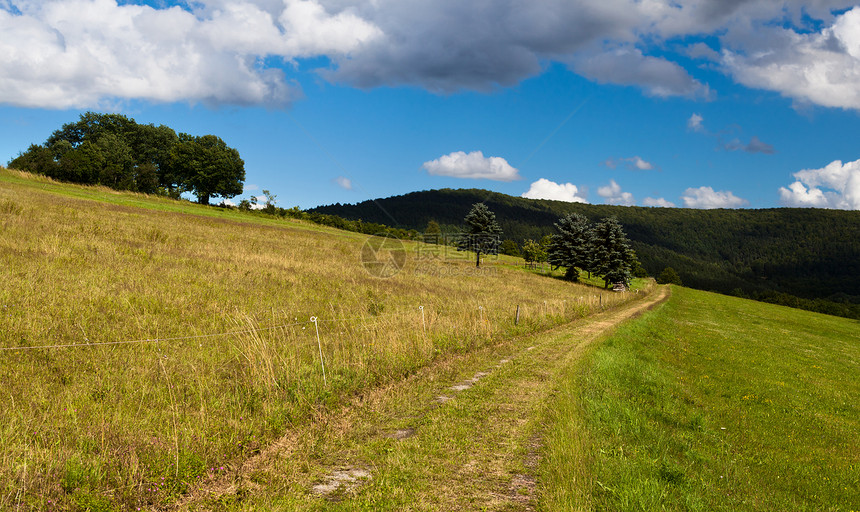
312;468;371;497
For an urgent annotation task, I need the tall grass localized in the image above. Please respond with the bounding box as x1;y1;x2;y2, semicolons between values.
0;169;641;510
540;286;859;511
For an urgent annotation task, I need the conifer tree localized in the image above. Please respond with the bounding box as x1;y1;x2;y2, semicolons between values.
548;213;593;281
591;217;637;288
457;203;502;268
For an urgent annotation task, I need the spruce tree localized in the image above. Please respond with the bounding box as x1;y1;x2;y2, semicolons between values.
548;213;593;281
457;203;502;268
591;217;637;288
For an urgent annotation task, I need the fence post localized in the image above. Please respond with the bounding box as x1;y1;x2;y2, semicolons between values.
311;316;327;387
515;304;520;325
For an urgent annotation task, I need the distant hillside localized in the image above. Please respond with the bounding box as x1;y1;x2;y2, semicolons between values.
312;188;860;316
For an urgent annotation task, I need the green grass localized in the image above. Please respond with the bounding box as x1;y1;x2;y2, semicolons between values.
0;168;642;510
173;284;663;511
540;286;860;511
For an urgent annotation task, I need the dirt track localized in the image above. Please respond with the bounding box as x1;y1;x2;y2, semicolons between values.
170;285;670;510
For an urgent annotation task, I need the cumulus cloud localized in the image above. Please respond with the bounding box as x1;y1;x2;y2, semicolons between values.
250;195;268;209
4;0;860;110
687;113;705;132
686;42;720;61
572;46;712;99
334;176;353;190
597;179;635;206
422;151;521;181
779;158;860;209
521;178;588;203
682;186;748;209
643;197;676;207
631;157;654;170
721;6;860;110
0;0;378;108
606;155;655;171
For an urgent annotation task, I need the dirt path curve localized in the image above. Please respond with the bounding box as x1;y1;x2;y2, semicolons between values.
170;285;669;511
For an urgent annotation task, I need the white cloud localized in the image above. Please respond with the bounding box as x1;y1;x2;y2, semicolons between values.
422;151;521;181
643;197;676;207
249;194;269;209
629;156;654;171
572;46;712;99
597;179;635;206
0;0;378;108
4;0;860;110
779;158;860;209
334;176;353;190
521;178;588;203
687;113;704;132
605;155;655;171
686;42;720;61
278;0;382;57
682;186;748;209
721;7;860;110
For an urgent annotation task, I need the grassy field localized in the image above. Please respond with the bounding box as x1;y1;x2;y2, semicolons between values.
540;286;859;511
0;168;640;510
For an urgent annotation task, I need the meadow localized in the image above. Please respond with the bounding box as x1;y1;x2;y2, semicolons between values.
0;168;639;510
540;286;859;511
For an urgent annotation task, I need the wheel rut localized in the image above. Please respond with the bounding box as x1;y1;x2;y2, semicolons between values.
167;286;669;510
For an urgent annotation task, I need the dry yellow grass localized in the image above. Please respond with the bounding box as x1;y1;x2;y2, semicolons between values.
0;168;641;510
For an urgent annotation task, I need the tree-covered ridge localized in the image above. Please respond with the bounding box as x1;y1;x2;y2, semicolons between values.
8;112;244;205
311;188;860;317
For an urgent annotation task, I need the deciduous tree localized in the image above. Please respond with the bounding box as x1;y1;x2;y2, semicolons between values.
169;134;245;205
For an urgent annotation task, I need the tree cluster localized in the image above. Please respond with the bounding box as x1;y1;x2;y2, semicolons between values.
8;112;245;205
548;214;638;288
452;204;637;285
311;188;860;319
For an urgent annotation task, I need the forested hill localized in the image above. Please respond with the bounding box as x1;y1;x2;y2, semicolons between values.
312;188;860;315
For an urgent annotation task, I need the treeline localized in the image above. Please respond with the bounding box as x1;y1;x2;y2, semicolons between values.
8;112;244;205
224;202;420;241
311;188;860;319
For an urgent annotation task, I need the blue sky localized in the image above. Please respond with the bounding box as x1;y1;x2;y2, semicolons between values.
2;0;860;210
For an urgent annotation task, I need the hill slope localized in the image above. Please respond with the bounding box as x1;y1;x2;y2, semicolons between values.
312;188;860;314
0;168;641;510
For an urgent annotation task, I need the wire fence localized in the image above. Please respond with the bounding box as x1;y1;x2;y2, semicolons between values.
0;288;645;354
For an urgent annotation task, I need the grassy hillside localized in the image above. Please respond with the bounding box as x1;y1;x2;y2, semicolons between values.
0;168;640;510
541;286;860;510
311;188;860;317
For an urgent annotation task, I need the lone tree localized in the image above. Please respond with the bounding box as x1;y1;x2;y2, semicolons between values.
457;203;502;268
521;239;548;267
548;212;593;281
499;239;521;257
591;217;637;288
168;134;245;205
657;266;683;285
